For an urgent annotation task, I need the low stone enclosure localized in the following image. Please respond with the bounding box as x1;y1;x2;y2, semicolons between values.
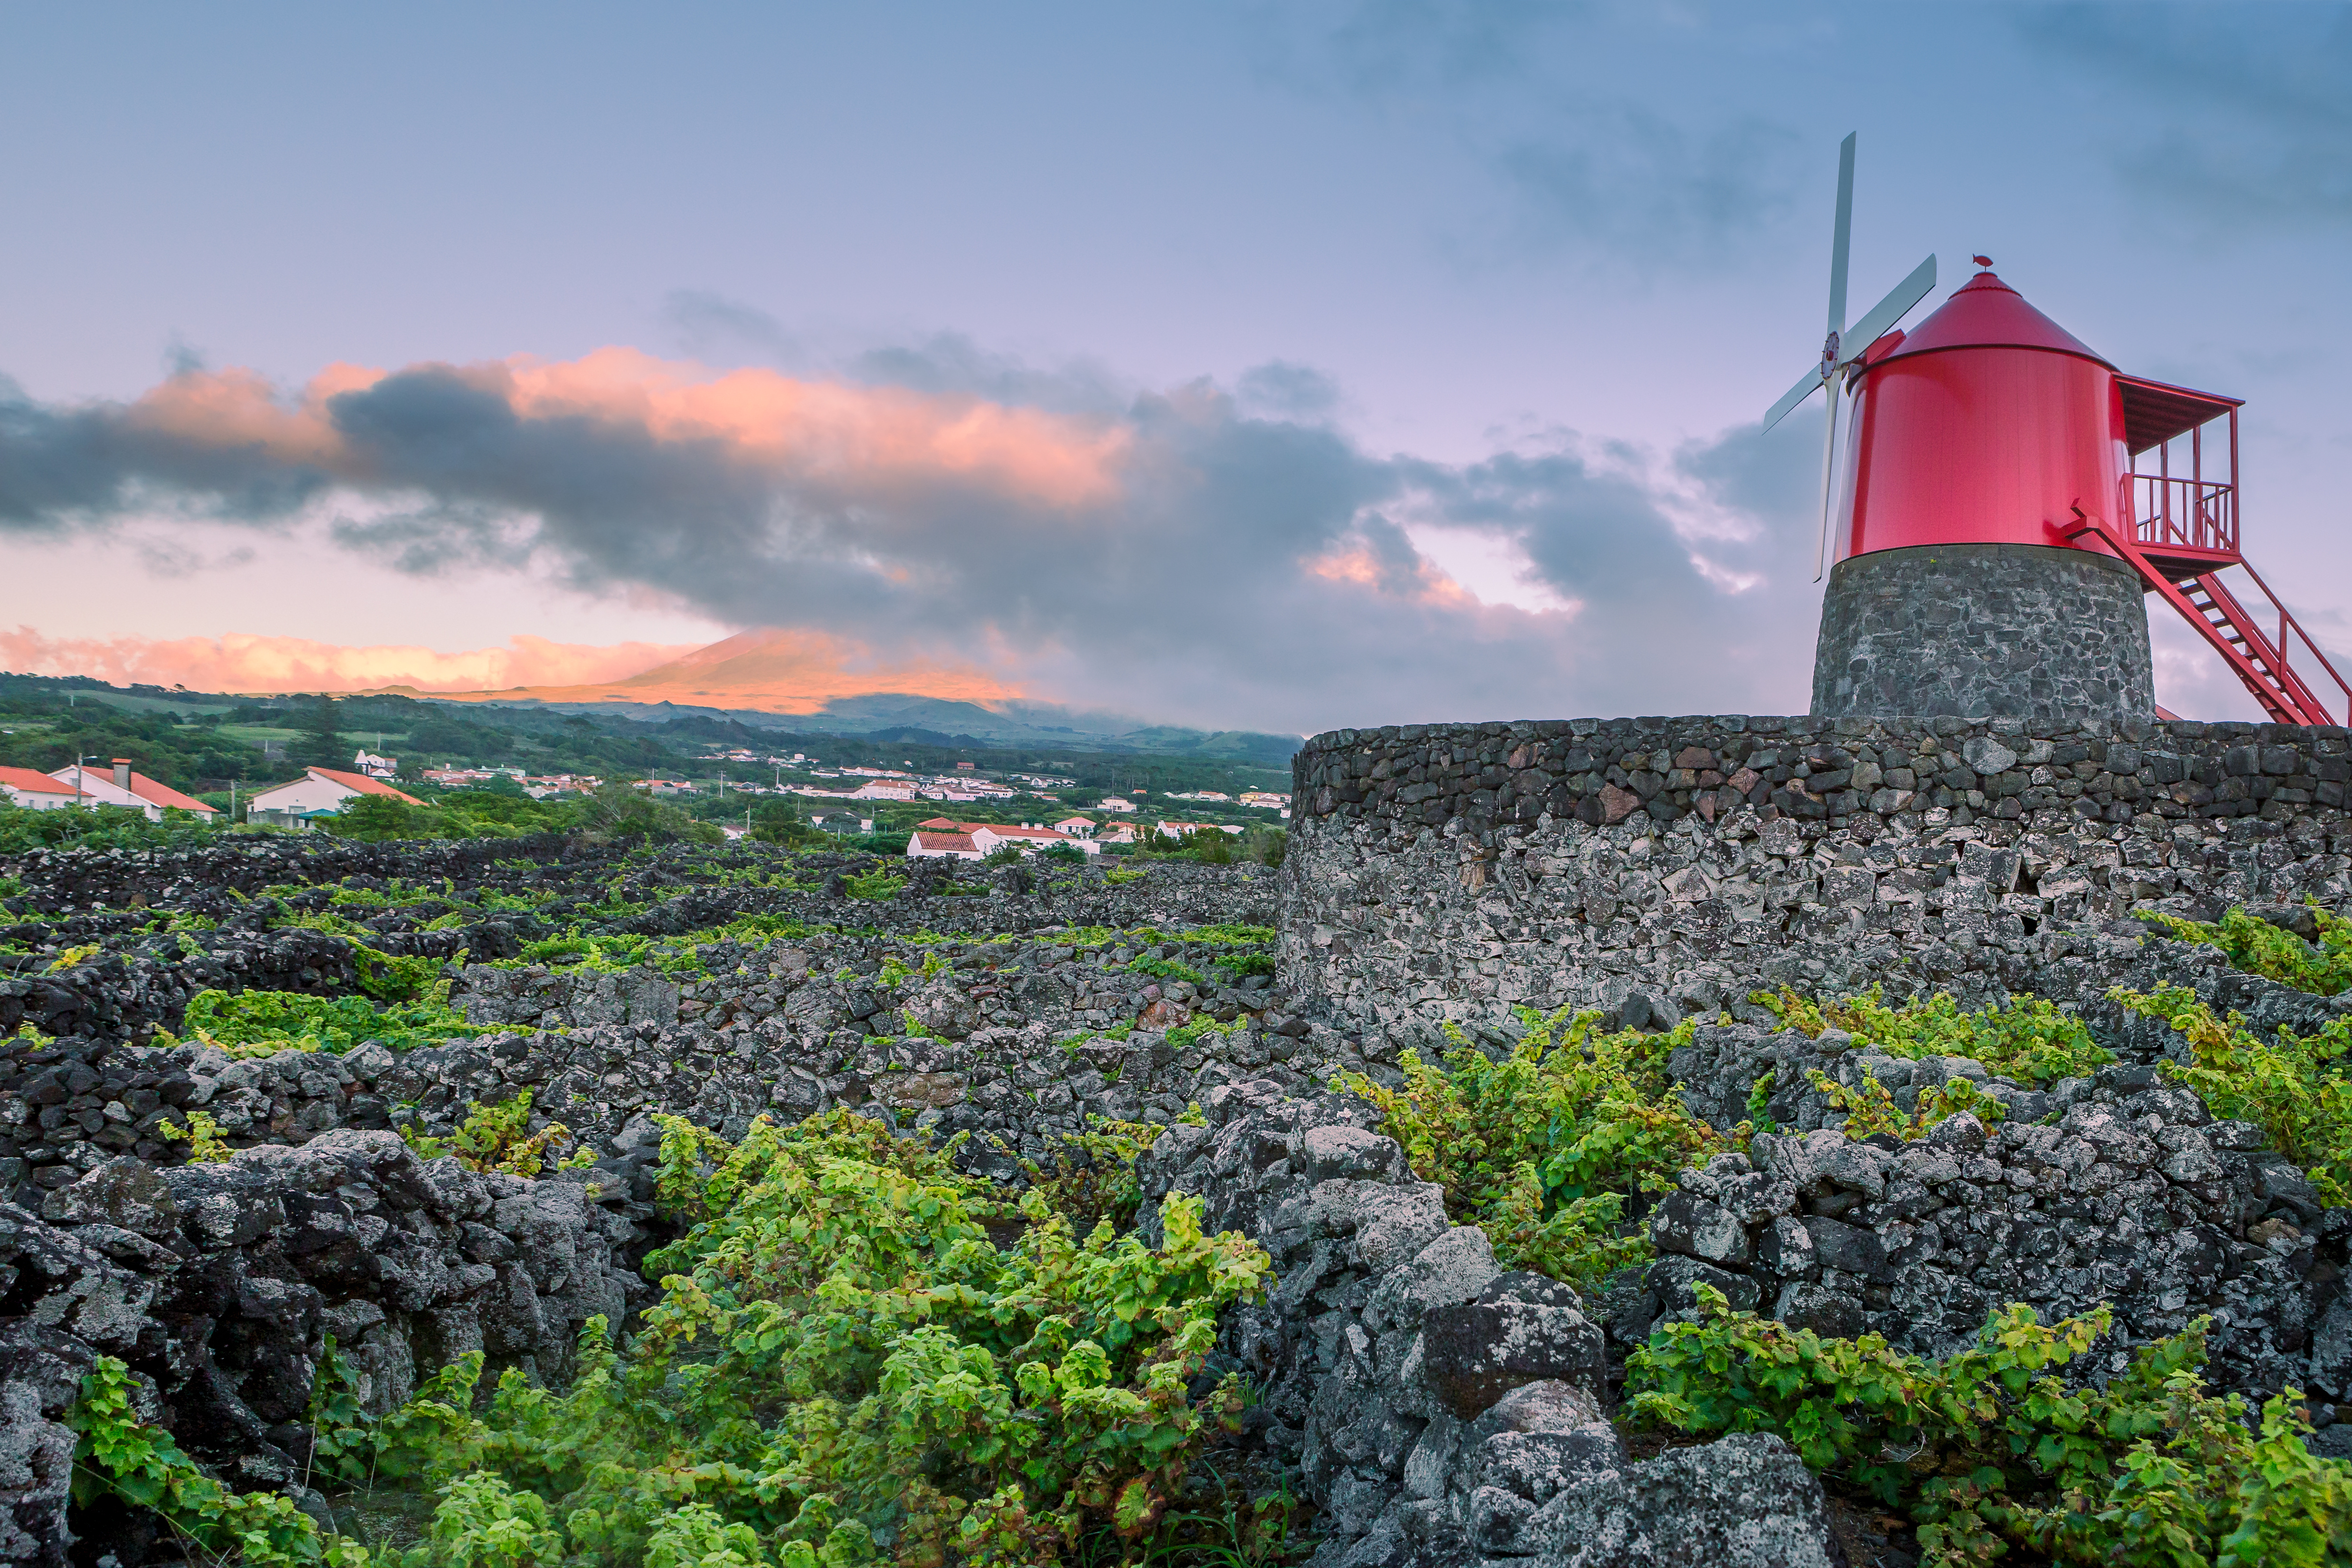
7;715;2352;1567
1282;712;2352;1044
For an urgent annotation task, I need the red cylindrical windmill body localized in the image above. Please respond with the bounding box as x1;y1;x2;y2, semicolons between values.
1834;269;2126;564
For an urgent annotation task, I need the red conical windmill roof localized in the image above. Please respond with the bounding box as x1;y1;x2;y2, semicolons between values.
1878;268;2112;369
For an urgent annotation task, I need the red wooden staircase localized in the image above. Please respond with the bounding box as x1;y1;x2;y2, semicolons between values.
2065;376;2351;727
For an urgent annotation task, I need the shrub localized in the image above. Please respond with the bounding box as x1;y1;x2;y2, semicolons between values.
843;869;907;901
1803;1068;2008;1142
68;1355;324;1567
1627;1285;2352;1568
173;979;482;1058
157;1108;236;1162
402;1090;588;1178
2139;903;2352;997
1759;984;2114;1086
0;800;222;855
1128;956;1207;987
276;1109;1272;1568
1335;1008;1727;1288
998;1118;1168;1231
2115;984;2352;1208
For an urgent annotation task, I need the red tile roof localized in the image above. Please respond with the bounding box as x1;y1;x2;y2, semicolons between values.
0;766;83;798
124;771;218;814
917;817;1075;842
912;831;978;852
305;767;425;805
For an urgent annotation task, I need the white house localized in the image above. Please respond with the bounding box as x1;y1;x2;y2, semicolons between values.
907;828;984;861
915;817;1099;857
353;749;399;780
1159;820;1244;839
1095;796;1138;813
1239;791;1290;811
850;778;917;801
46;760;218;822
0;767;86;811
1052;816;1098;838
246;767;424;827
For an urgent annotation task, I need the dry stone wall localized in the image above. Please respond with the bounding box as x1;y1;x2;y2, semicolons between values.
1282;714;2352;1045
1138;1081;1844;1568
1;1132;646;1566
1618;1024;2352;1406
2;928;1350;1209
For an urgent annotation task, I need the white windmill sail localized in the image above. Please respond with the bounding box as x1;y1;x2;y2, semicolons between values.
1761;134;1939;580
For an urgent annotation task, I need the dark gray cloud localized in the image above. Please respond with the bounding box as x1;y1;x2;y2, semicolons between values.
1494;108;1802;268
0;374;332;530
0;352;1824;731
2015;6;2352;231
1251;0;1802;269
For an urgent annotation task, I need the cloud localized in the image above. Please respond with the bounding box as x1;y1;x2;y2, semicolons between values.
2016;7;2352;232
1492;107;1801;267
0;346;1828;732
0;628;701;696
1250;1;1802;269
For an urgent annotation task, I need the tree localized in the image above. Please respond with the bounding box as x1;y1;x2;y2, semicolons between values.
576;779;722;844
750;799;821;846
294;695;347;769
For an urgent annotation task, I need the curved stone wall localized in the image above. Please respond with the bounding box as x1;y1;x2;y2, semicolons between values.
1811;543;2154;721
1280;714;2351;1044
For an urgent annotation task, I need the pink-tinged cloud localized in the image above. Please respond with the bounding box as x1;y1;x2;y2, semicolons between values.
116;351;1129;510
0;627;700;696
0;341;1835;730
439;627;1028;713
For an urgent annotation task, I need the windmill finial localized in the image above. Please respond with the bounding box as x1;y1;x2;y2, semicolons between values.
1972;254;1993;269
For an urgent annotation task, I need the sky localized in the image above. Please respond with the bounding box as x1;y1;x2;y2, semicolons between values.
1;1;2347;734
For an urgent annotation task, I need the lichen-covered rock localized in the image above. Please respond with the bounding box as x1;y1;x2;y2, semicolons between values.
0;1323;92;1568
1511;1432;1839;1568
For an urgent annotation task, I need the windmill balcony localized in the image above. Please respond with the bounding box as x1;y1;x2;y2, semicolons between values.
2127;472;2238;570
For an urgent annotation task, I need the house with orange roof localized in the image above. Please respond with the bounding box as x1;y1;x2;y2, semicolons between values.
46;760;219;822
1;766;87;811
906;829;983;861
910;818;1099;857
246;766;425;827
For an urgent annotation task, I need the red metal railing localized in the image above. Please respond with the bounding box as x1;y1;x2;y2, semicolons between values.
2229;556;2352;728
2128;473;2237;558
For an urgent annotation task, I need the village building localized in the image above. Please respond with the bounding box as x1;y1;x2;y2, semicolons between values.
1095;796;1138;813
245;767;424;828
0;767;86;811
1052;816;1097;838
913;818;1099;856
905;828;983;861
44;760;218;822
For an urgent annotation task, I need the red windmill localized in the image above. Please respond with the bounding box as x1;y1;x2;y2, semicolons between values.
1767;136;2348;727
